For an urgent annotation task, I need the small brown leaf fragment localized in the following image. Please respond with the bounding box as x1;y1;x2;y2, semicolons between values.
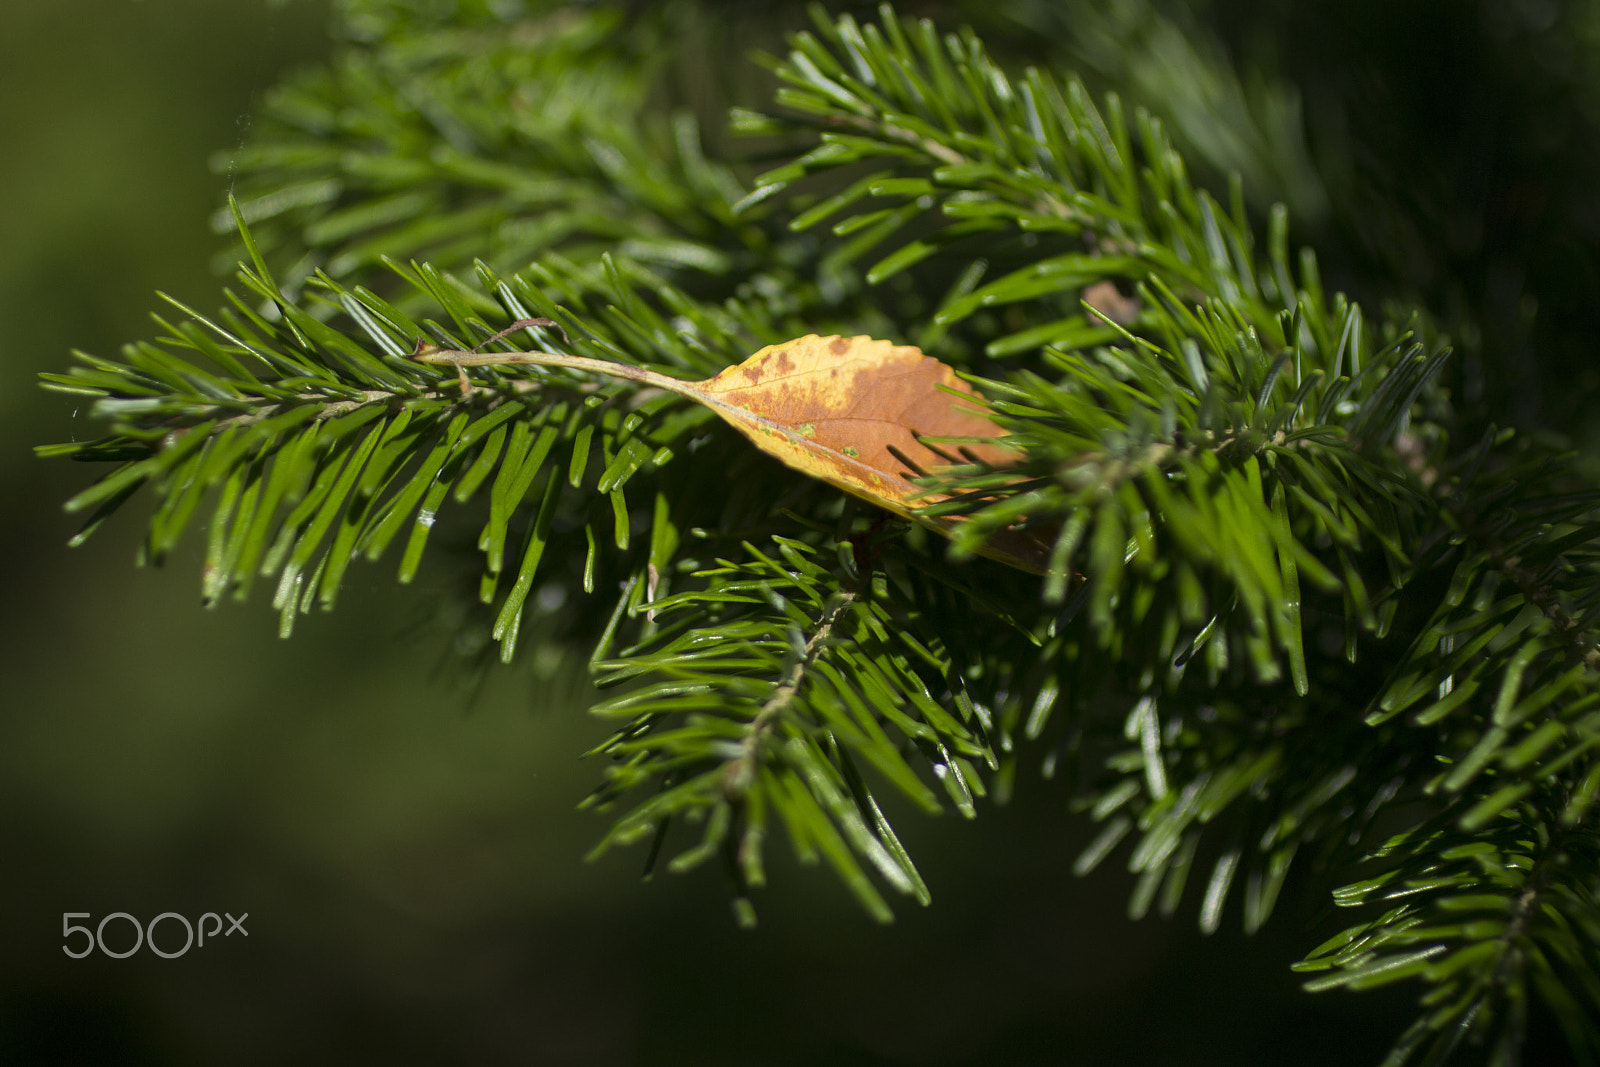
1083;279;1141;324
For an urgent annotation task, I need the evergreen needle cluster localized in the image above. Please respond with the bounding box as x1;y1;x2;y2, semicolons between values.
35;1;1600;1061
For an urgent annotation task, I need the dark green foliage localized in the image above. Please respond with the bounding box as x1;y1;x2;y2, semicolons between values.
215;0;797;316
35;1;1600;1062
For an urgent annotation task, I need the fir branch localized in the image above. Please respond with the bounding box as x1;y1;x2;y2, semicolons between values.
729;9;1600;1058
1298;800;1600;1065
584;538;977;922
217;2;756;303
35;230;796;654
721;585;858;800
737;3;1322;358
32;3;1600;1061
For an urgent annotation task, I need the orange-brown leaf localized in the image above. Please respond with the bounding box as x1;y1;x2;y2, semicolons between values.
685;335;1049;573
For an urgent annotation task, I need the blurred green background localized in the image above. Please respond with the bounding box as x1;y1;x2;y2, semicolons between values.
1;1;1589;1064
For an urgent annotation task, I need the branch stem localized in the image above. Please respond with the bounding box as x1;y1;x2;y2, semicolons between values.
721;589;857;798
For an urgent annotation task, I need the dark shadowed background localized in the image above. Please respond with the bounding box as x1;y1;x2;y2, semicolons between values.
2;1;1591;1063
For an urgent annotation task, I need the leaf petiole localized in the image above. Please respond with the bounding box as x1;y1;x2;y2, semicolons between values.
409;317;691;399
